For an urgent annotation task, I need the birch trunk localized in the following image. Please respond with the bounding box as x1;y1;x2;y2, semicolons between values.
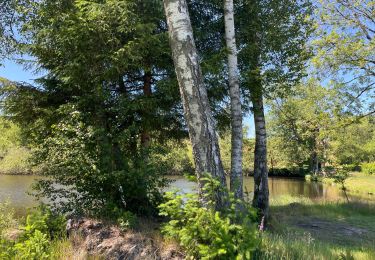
163;0;227;209
251;89;269;221
224;0;243;200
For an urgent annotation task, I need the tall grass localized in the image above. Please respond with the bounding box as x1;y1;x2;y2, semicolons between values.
49;235;100;260
254;232;375;260
0;201;17;235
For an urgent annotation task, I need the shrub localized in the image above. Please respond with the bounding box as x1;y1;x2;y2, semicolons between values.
13;230;50;260
361;162;375;175
117;211;138;232
332;169;350;191
0;117;31;175
305;174;319;182
342;164;361;172
269;168;292;177
22;206;66;240
159;176;260;259
0;207;66;260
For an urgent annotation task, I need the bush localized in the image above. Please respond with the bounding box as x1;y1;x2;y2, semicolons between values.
305;174;320;182
361;162;375;175
0;207;66;260
342;164;361;172
269;168;298;177
22;206;66;240
13;230;50;260
159;176;260;259
117;211;138;232
332;169;350;191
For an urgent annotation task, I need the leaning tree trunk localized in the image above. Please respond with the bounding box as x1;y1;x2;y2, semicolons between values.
163;0;227;209
251;89;269;223
224;0;243;200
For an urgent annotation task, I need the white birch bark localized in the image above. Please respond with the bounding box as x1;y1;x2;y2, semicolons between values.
163;0;227;208
224;0;243;200
252;91;269;221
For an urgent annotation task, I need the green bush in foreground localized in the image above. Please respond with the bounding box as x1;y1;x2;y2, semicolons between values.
117;211;138;232
13;230;50;260
361;162;375;175
0;205;66;260
159;177;259;260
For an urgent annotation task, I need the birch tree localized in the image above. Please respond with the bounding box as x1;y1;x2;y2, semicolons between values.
224;0;243;200
237;0;313;221
163;0;227;208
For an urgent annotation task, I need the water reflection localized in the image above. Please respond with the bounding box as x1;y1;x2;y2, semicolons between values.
0;175;39;215
169;176;373;202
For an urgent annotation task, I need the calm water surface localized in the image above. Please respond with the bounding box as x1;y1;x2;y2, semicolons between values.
168;176;348;200
0;175;371;212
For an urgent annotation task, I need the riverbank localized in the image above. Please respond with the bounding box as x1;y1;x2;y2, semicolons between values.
306;172;375;196
0;171;34;175
2;194;375;259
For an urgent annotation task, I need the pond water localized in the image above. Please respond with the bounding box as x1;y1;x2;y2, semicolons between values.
1;175;364;213
168;175;350;200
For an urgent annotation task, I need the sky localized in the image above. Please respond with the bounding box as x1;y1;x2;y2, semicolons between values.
0;57;39;83
0;57;256;137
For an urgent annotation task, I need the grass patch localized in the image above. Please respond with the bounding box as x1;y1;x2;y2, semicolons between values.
306;172;375;197
346;172;375;195
261;195;375;259
255;232;375;260
49;235;103;260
